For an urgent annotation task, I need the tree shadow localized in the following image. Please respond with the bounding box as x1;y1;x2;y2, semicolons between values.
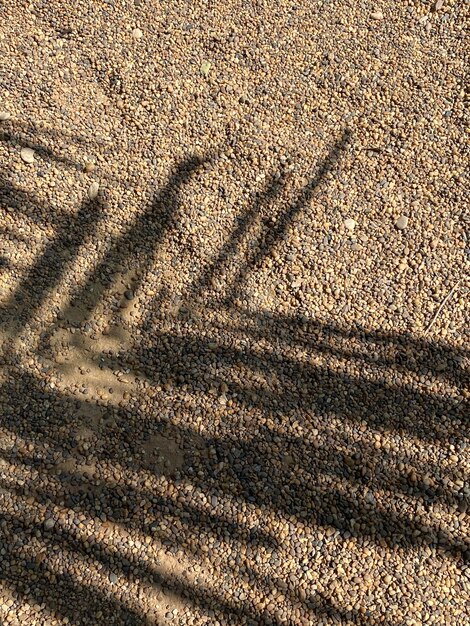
0;124;85;172
1;503;405;626
54;154;208;325
222;130;352;305
1;197;104;333
0;130;468;625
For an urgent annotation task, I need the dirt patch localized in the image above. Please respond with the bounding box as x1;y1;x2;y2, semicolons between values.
142;434;185;475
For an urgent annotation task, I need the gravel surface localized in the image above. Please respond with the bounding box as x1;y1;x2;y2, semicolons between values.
0;1;469;625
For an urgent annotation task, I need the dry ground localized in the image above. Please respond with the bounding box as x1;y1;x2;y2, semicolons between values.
0;1;468;625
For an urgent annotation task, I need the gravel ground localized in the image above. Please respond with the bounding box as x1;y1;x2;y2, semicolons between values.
0;1;469;625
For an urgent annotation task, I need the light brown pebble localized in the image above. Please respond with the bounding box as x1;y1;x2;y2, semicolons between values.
0;111;11;121
20;147;35;163
395;215;409;230
88;182;100;200
132;28;143;39
344;218;356;232
371;11;384;20
84;161;95;173
201;61;212;76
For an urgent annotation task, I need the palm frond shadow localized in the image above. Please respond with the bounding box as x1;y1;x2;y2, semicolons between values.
0;130;467;625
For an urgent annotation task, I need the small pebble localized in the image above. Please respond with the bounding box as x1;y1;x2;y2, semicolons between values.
371;11;384;20
88;181;100;200
132;28;143;39
344;218;356;231
20;147;35;163
0;111;11;121
44;518;55;531
395;215;409;230
84;161;95;173
201;60;212;76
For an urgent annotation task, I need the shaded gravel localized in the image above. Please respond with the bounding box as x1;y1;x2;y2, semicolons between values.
0;1;468;625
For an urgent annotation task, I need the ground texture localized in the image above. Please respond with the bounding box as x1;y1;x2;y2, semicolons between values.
0;1;469;625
